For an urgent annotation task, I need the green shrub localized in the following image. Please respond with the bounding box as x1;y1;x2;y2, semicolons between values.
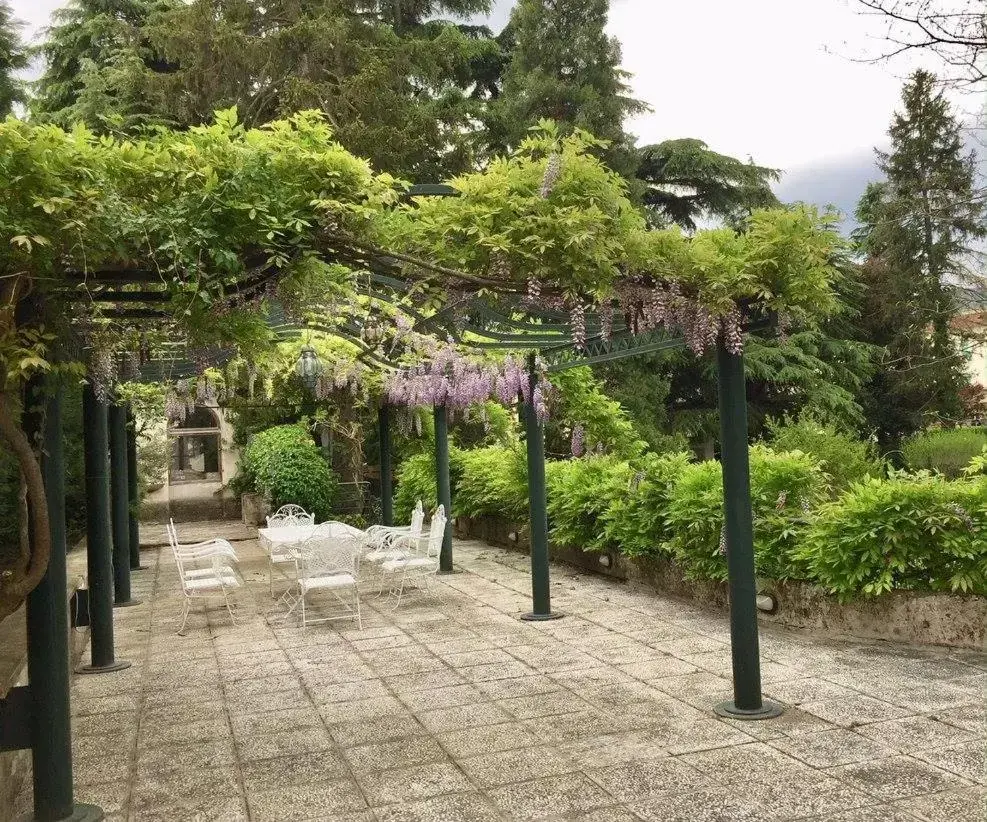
545;455;635;551
766;415;882;490
902;428;987;478
234;424;338;520
456;446;529;520
799;474;987;599
666;446;828;582
599;452;693;557
393;447;466;521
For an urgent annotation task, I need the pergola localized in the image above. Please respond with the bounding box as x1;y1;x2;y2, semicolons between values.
8;204;782;822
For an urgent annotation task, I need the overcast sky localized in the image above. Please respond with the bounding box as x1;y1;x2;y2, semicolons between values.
12;0;980;221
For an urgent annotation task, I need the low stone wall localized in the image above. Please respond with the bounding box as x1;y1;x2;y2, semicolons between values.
455;515;987;651
0;547;89;822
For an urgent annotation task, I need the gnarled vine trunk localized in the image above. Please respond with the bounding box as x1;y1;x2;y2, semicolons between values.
0;274;52;621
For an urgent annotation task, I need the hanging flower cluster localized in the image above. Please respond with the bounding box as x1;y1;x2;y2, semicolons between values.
518;277;748;355
384;342;552;422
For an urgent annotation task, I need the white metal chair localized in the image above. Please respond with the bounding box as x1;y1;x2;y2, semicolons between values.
362;503;425;581
292;525;362;629
172;540;241;634
263;508;314;597
364;500;424;551
167;520;239;579
380;505;446;608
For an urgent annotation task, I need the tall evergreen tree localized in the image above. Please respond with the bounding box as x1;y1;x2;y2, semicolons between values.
635;138;781;230
32;0;501;179
0;1;28;117
31;0;174;127
853;69;985;443
492;0;646;177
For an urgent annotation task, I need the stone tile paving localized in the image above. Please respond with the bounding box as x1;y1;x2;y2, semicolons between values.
59;522;984;821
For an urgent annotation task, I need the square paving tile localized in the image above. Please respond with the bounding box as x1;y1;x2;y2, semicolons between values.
371;791;502;822
857;715;975;754
357;762;474;806
437;720;540;758
585;758;709;801
768;727;891;768
247;778;368;822
487;772;616;821
343;736;448;773
896;786;986;822
828;754;962;801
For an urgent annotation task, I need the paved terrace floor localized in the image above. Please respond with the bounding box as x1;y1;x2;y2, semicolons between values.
45;522;986;821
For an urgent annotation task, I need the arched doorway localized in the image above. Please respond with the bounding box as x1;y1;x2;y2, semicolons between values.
168;406;222;484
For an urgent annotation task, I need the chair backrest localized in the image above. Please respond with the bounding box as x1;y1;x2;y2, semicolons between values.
409;505;425;539
296;533;359;580
266;511;315;528
272;504;308;519
423;505;447;559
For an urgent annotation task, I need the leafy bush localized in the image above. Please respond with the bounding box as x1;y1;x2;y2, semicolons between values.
599;452;693;557
799;474;987;599
456;446;529;520
766;415;882;490
233;424;338;521
545;456;635;551
546;367;647;460
393;447;466;521
665;446;828;582
902;428;987;478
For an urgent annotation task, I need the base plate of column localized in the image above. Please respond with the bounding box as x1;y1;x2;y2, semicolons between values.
76;660;132;675
714;699;784;720
130;565;149;571
113;599;142;608
520;611;564;621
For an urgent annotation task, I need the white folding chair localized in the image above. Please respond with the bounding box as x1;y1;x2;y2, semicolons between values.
364;500;424;551
380;505;446;609
292;526;362;629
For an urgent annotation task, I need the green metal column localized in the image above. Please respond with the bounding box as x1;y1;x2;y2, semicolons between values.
108;405;139;607
79;386;131;675
378;404;394;527
125;410;144;570
521;354;561;621
714;340;781;720
25;380;104;822
433;404;453;573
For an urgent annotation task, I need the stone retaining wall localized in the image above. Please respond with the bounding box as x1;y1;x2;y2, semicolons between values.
455;515;987;651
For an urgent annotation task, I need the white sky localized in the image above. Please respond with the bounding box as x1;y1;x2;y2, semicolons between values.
11;0;967;180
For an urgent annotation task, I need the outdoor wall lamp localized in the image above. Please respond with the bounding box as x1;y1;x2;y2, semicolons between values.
296;344;324;391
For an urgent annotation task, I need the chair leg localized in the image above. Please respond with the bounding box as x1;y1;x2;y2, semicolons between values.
300;588;307;629
222;588;237;626
177;599;191;635
354;585;362;631
268;561;274;598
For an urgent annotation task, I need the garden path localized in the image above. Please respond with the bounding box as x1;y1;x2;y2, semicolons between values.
47;522;986;821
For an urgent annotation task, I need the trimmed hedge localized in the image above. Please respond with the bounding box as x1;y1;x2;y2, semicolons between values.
799;475;987;600
392;437;987;599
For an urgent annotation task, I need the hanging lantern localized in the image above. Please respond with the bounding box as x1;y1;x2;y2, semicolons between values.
295;345;324;391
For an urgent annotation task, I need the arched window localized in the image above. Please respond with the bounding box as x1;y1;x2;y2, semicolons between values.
169;406;222;484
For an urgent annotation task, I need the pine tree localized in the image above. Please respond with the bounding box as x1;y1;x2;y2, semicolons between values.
853;69;986;443
0;1;28;117
492;0;646;177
